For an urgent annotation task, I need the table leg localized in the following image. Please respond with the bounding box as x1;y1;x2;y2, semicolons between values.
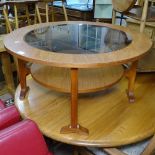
60;68;89;135
18;59;29;100
125;61;138;103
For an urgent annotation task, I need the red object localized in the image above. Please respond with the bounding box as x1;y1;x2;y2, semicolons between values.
0;99;20;130
0;105;21;130
0;99;5;110
0;119;53;155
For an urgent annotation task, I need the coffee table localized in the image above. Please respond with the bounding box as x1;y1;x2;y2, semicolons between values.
4;21;152;135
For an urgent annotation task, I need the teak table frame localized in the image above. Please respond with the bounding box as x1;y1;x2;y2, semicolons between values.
4;21;152;135
17;60;138;135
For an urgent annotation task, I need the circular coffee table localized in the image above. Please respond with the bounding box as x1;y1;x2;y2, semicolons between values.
4;21;152;135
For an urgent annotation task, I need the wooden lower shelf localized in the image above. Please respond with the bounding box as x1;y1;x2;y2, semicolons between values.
30;64;124;93
15;73;155;147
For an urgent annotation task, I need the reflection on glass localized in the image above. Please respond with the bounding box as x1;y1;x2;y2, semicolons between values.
24;24;132;54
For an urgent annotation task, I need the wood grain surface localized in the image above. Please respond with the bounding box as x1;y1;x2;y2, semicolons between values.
15;73;155;147
4;21;152;68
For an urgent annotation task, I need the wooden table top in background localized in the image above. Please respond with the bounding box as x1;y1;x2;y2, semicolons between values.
15;73;155;147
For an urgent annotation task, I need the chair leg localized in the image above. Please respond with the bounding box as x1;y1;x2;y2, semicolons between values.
140;0;149;32
103;148;127;155
14;4;19;29
3;7;12;33
112;9;116;25
36;4;42;23
137;0;144;6
25;4;31;25
45;3;49;22
51;3;54;22
62;3;68;21
34;8;37;24
141;135;155;155
1;52;15;94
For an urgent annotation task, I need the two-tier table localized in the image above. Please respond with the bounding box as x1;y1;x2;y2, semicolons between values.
4;21;152;137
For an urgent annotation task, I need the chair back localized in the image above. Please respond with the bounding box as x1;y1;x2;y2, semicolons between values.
112;0;137;13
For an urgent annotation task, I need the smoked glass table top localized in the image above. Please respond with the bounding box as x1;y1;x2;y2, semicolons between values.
24;24;132;54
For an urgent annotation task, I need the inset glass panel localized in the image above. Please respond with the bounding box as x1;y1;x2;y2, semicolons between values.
24;24;132;54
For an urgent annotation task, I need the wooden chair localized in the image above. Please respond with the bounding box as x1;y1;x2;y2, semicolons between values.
0;35;15;95
112;0;155;72
0;2;12;33
35;0;68;23
8;2;30;29
137;0;144;6
137;0;155;6
112;0;137;24
0;3;6;33
127;0;155;33
4;0;38;30
0;4;17;95
112;0;155;32
35;0;54;23
54;0;68;21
